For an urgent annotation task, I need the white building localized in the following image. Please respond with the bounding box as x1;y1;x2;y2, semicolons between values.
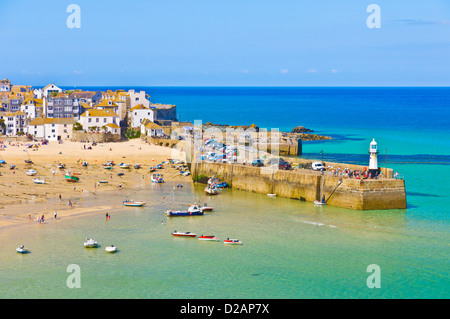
130;104;155;128
42;83;63;98
78;109;121;135
27;118;73;141
141;119;164;137
128;89;150;109
21;98;44;119
0;111;29;135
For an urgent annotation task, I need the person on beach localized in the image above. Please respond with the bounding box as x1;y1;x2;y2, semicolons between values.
105;212;109;220
41;215;45;223
68;200;72;209
54;211;57;220
59;194;62;201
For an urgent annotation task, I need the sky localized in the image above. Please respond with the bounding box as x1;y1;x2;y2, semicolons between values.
0;0;449;86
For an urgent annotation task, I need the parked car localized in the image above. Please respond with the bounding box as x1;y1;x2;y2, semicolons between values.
251;159;264;167
278;159;292;170
311;161;325;171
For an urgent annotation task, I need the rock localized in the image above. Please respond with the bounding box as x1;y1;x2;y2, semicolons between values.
292;126;313;133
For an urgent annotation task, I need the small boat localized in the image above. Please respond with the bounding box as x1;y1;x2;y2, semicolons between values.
224;238;243;245
165;204;204;217
205;185;219;195
24;159;33;164
267;194;277;197
123;200;146;207
65;174;79;183
33;178;45;184
105;245;118;253
84;238;98;248
16;245;30;254
198;235;220;241
103;161;115;166
0;159;6;164
119;163;131;169
149;167;157;172
9;164;15;170
199;205;214;212
172;231;197;237
81;161;88;167
314;200;327;206
103;165;113;170
25;169;37;176
57;163;66;169
151;174;164;183
180;171;191;176
98;180;109;183
117;172;124;176
134;164;142;169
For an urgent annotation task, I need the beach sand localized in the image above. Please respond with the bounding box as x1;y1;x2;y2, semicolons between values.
0;139;190;229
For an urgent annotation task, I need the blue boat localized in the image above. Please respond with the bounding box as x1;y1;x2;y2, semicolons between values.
165;205;204;217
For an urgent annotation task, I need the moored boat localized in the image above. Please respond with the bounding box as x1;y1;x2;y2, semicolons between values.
65;173;79;182
151;173;164;183
33;178;45;184
105;245;118;253
198;235;220;241
24;159;33;164
172;231;197;237
84;238;98;248
314;200;327;206
205;185;219;195
16;245;30;254
224;238;243;245
123;200;146;207
25;169;37;176
165;204;204;216
57;163;66;169
119;163;131;169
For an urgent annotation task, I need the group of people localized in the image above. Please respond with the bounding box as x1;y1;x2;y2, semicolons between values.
326;166;382;180
29;211;58;224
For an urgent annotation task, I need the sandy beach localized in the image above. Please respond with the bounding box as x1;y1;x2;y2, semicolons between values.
0;139;189;229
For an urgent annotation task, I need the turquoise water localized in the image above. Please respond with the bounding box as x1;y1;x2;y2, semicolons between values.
1;87;449;299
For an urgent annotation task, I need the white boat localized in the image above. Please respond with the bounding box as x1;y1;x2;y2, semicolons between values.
267;193;277;197
166;204;204;216
205;185;219;195
151;174;164;183
16;245;30;254
224;238;243;245
84;238;98;248
119;163;131;169
25;169;37;176
105;245;118;253
172;231;197;237
314;200;327;206
123;200;146;207
33;178;45;184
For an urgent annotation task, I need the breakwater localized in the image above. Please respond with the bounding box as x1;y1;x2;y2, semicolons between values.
191;162;407;210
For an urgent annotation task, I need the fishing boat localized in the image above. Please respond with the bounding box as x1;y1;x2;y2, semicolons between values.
57;163;66;169
199;205;214;212
123;200;146;207
149;167;157;172
98;180;109;183
9;164;15;170
267;193;277;197
16;245;30;254
84;238;98;248
224;238;243;245
134;164;142;169
198;235;220;241
205;185;219;195
151;173;164;183
103;165;113;170
25;169;37;176
119;163;131;169
105;245;118;253
81;161;88;167
172;231;197;237
24;159;33;164
33;178;45;184
314;200;327;206
65;173;79;183
165;204;204;217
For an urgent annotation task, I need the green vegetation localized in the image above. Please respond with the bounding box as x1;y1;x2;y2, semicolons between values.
126;129;141;139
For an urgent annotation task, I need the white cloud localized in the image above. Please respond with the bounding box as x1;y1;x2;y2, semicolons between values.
73;70;83;75
241;69;249;74
306;68;318;73
280;69;288;74
330;68;341;73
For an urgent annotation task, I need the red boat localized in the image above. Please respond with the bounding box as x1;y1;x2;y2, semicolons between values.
198;235;220;242
172;231;196;238
224;238;243;245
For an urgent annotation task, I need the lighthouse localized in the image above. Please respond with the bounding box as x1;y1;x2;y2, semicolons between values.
369;138;379;176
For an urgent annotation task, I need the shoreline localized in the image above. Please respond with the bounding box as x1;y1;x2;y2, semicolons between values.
0;138;191;231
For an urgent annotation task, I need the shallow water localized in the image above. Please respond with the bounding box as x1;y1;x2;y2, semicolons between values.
0;182;448;299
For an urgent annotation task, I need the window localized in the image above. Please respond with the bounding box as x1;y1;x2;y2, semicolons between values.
96;118;99;123
103;118;107;123
88;118;92;123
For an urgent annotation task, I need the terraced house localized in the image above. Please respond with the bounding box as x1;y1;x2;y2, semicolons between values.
78;109;121;135
45;93;85;120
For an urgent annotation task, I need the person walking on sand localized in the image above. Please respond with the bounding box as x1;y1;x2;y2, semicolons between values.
105;212;109;220
68;200;72;209
54;211;57;220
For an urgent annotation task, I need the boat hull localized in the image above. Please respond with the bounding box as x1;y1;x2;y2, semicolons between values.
123;201;146;207
198;236;220;241
172;232;197;237
65;176;79;182
166;210;204;216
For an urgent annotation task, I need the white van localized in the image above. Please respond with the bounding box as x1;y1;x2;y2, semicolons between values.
312;162;325;171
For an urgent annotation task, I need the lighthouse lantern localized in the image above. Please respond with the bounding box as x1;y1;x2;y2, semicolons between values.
369;138;379;173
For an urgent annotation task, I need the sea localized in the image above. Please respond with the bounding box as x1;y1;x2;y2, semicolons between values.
0;87;448;299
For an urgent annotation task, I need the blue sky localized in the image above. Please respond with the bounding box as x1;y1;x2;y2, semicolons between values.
0;0;449;86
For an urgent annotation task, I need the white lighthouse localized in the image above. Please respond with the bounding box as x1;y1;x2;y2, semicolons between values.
369;138;379;172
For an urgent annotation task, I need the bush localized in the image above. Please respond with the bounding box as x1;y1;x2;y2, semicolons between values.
126;129;141;139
